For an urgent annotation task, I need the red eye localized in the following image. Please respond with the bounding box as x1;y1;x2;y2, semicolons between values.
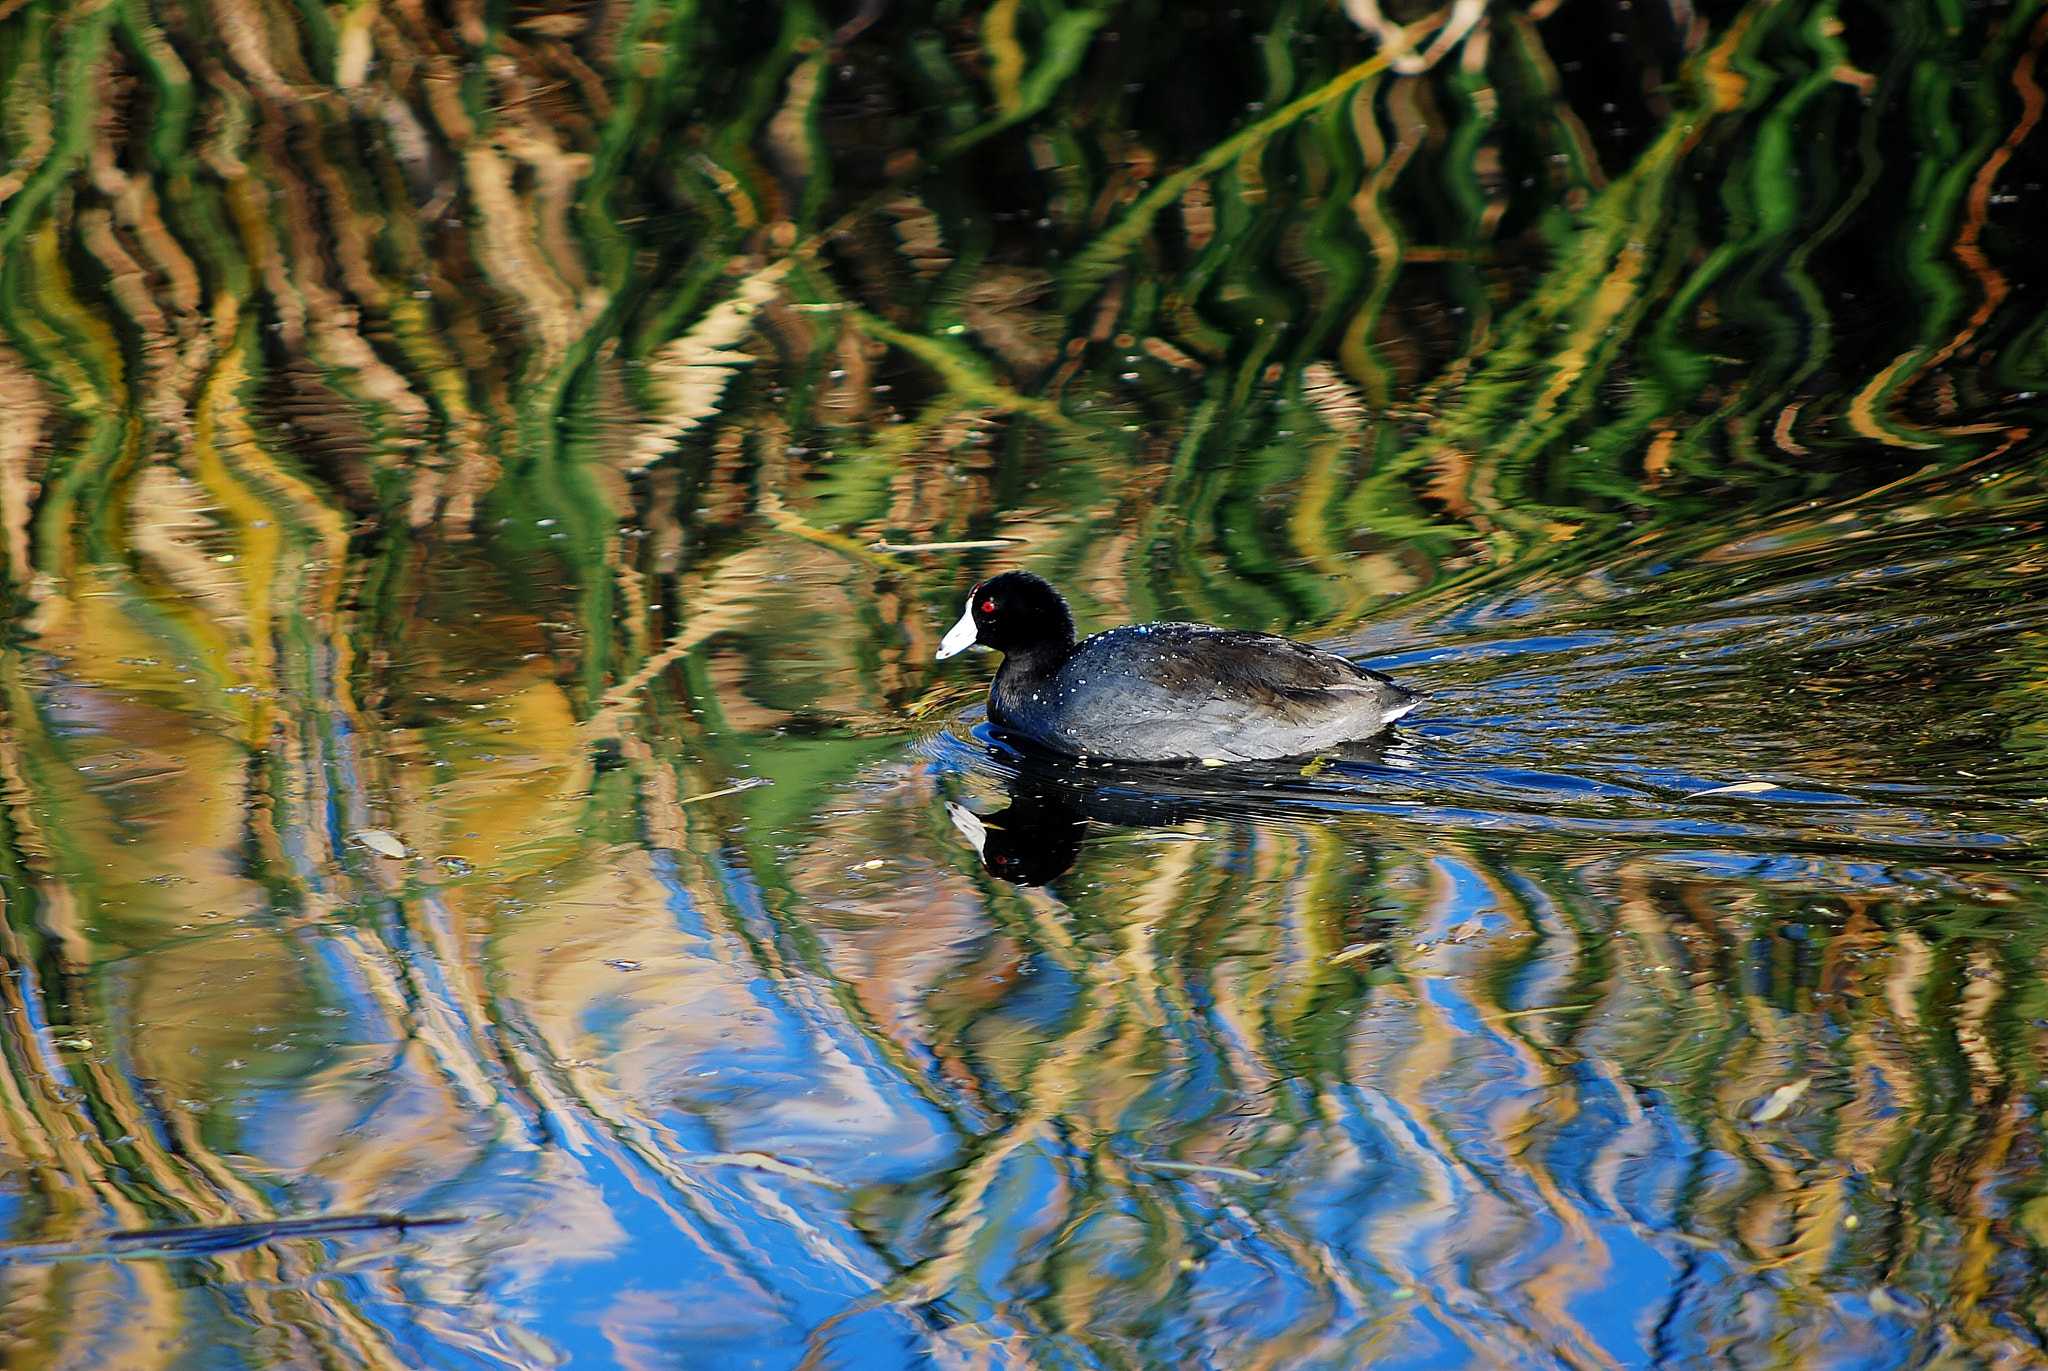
980;599;995;613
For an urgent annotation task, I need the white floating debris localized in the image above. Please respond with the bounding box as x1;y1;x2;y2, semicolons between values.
1750;1076;1812;1123
868;538;1021;553
687;1151;846;1189
350;829;409;859
675;777;773;807
1695;781;1782;798
1134;1158;1266;1182
1867;1286;1926;1318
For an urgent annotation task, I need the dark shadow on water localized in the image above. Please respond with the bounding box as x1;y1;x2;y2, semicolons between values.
942;725;1404;884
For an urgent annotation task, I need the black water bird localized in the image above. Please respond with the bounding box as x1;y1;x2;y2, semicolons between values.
936;571;1418;763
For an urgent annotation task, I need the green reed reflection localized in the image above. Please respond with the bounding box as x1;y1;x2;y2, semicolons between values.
1;0;2047;1364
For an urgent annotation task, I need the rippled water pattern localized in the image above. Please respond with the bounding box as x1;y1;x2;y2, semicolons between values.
2;0;2047;1366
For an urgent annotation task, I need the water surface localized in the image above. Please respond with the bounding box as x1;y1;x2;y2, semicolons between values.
2;0;2047;1366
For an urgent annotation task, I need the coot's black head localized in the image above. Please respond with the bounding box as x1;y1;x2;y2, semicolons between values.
936;571;1076;661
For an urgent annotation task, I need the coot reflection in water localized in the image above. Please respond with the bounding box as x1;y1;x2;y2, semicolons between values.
947;791;1090;886
946;730;1401;885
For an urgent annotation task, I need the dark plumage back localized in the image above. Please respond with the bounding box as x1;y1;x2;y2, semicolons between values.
947;572;1418;762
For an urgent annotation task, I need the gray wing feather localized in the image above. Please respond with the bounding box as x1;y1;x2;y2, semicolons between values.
1048;625;1415;760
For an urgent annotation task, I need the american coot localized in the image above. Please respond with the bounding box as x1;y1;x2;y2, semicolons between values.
936;571;1418;762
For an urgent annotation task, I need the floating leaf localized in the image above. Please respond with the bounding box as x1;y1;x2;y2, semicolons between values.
1750;1076;1813;1123
868;538;1020;553
687;1152;845;1189
349;829;409;858
675;777;773;807
1134;1159;1266;1182
1694;781;1782;798
0;1213;463;1265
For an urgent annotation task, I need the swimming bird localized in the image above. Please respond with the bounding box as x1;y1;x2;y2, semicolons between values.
935;571;1418;763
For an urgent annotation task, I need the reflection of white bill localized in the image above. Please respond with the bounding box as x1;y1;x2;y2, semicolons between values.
944;801;989;856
